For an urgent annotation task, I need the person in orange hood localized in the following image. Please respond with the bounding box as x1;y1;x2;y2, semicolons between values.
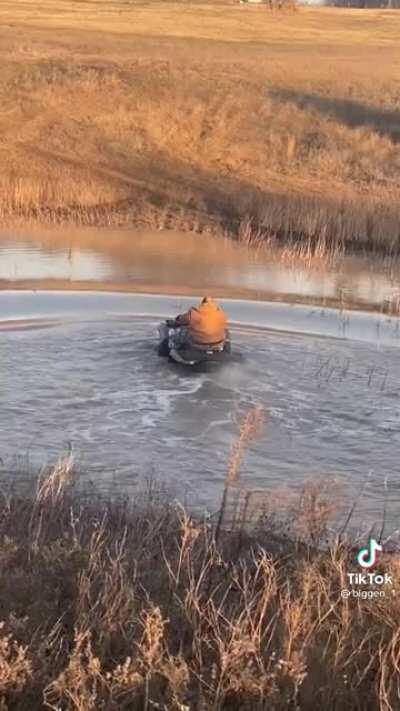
172;296;228;346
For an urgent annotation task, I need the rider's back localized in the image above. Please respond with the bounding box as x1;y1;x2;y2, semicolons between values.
186;301;227;344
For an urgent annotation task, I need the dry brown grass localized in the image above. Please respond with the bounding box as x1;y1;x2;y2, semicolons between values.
1;410;400;709
0;2;399;254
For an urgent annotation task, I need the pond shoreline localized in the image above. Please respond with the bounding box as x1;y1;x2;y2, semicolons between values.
2;210;400;260
0;277;397;317
2;223;400;318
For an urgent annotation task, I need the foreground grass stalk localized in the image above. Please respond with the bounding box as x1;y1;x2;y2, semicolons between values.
215;406;264;546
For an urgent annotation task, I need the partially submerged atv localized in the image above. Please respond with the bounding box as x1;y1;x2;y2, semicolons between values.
157;320;236;368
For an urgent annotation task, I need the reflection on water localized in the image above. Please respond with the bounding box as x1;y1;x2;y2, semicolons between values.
1;227;400;310
0;239;111;281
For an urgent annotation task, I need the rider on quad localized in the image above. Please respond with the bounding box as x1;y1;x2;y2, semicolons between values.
159;296;229;358
170;296;228;348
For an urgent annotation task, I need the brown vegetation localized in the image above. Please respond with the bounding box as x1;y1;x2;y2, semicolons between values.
0;2;399;254
1;409;400;709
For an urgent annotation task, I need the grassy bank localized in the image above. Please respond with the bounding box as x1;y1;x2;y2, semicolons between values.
1;409;400;709
1;462;400;709
1;2;400;254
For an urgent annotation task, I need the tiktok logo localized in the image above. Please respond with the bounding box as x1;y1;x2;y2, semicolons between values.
356;539;383;569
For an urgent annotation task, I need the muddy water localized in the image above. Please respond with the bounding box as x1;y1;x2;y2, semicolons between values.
2;228;400;533
1;291;400;534
1;227;400;309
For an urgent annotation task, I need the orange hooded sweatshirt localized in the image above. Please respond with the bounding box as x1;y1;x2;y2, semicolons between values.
175;298;227;345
